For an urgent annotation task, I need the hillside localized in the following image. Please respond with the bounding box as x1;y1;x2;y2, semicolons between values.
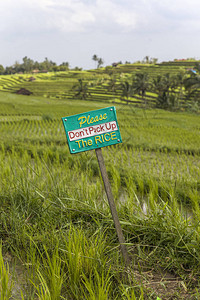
0;60;200;111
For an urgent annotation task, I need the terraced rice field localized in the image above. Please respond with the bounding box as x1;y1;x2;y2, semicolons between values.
0;64;200;298
1;61;199;109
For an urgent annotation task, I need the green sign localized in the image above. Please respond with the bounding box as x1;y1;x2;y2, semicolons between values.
62;106;122;154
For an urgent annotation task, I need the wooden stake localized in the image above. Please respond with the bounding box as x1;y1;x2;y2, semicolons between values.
95;148;130;265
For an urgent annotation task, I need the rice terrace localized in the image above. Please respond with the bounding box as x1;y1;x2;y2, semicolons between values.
1;58;200;299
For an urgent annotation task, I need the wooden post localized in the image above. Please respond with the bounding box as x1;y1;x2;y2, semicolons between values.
95;148;130;265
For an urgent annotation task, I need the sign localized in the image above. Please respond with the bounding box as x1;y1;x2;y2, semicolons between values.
62;106;122;154
62;107;129;264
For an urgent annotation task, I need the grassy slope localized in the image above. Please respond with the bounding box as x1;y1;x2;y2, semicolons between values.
1;60;199;109
0;79;200;298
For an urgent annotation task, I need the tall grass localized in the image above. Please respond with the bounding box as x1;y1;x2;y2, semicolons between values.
1;96;200;297
0;244;13;299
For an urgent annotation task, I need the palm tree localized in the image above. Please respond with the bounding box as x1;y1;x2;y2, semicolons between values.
132;73;151;108
106;75;119;101
92;54;98;69
97;58;104;69
153;73;178;109
72;79;91;100
184;71;200;90
194;62;200;73
175;69;188;105
120;81;134;104
153;75;168;108
183;68;200;105
144;56;150;64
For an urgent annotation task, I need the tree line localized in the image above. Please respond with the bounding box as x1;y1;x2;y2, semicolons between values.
72;63;200;111
0;57;71;75
0;54;104;75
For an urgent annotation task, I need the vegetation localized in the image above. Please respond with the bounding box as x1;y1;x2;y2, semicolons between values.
92;54;104;69
1;59;200;298
1;59;200;112
0;88;200;298
71;79;92;100
0;57;70;75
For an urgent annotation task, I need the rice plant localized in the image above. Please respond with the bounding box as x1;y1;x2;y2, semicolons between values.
1;91;200;298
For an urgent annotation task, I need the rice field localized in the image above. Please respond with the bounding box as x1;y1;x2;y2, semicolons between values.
1;60;200;110
1;91;200;299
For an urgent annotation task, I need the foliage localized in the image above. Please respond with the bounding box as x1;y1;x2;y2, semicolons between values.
2;56;70;74
72;78;92;100
153;73;179;109
0;91;200;298
92;54;104;69
0;245;13;299
1;60;200;111
120;80;134;103
132;72;151;108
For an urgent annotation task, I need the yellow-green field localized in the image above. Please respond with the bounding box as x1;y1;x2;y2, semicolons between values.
0;76;200;298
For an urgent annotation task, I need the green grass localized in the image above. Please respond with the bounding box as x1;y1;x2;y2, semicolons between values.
1;61;199;109
0;244;13;299
1;90;200;298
